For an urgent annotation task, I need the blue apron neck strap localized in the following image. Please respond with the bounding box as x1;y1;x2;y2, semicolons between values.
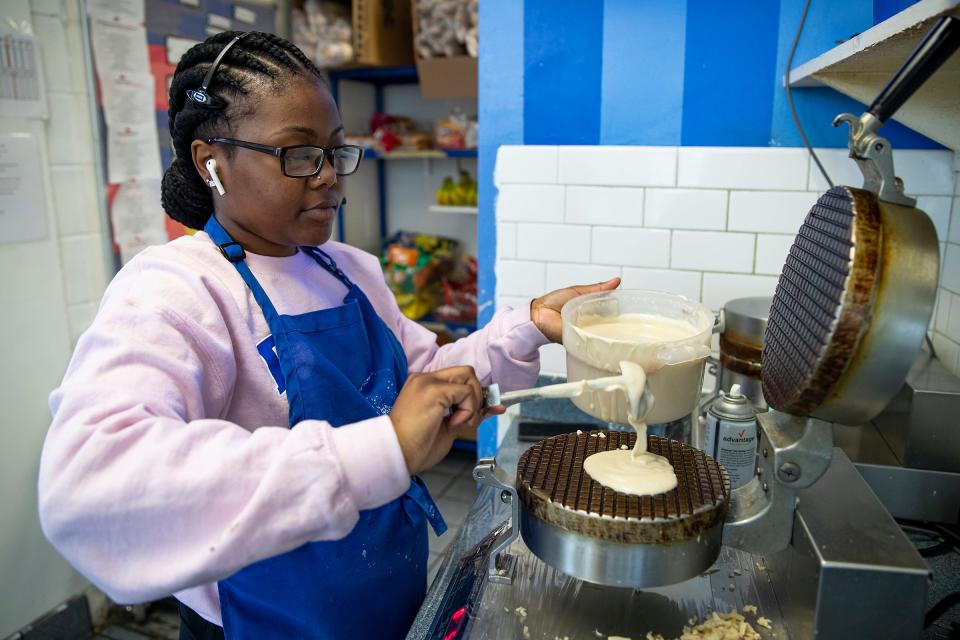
203;215;282;324
301;246;356;289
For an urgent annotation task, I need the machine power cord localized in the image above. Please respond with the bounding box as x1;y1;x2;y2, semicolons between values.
786;0;834;189
926;591;960;629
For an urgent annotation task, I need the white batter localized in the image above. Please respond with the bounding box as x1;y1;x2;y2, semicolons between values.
578;313;700;343
581;360;679;496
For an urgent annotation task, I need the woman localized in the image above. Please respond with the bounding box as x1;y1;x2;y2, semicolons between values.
38;31;618;639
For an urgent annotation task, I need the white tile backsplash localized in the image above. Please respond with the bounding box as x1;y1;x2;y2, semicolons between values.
539;342;568;376
516;223;591;263
51;164;101;237
808;148;955;196
67;301;98;344
947;293;960;344
936;288;952;333
702;273;778;311
645;189;726;230
494;144;960;378
728;191;817;234
33;15;70;93
497;222;516;259
46;92;95;165
679;147;808;191
495;146;558;185
949;197;960;245
755;234;794;276
565;186;643;226
545;263;621;292
31;0;65;14
59;234;108;305
916;196;952;241
497;260;546;297
931;334;960;374
497;185;564;223
671;231;755;273
591;226;670;268
891;150;956;196
943;244;960;294
806;148;865;192
558;146;676;187
620;268;701;300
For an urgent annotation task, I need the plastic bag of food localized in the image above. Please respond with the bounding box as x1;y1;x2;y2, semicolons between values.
381;231;460;320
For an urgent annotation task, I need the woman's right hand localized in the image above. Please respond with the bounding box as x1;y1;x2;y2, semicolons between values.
390;366;500;475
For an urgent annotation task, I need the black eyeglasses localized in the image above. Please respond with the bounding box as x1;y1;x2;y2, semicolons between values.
206;138;364;178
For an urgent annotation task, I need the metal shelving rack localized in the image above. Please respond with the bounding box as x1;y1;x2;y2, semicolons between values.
326;66;481;453
327;66;478;243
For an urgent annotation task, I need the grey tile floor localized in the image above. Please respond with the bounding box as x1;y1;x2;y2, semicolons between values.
422;449;479;583
91;450;479;639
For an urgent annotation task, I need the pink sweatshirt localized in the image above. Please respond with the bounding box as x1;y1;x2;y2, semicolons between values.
39;232;547;625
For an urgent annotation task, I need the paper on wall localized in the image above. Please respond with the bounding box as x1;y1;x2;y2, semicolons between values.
101;71;155;129
111;178;168;262
108;124;163;182
90;16;150;75
0;31;49;119
0;134;48;244
86;0;145;24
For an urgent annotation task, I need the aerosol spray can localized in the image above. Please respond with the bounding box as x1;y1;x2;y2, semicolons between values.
703;384;757;489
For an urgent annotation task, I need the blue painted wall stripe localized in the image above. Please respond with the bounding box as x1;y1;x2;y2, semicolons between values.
523;0;604;145
600;0;687;146
681;0;781;146
770;0;941;148
478;0;525;458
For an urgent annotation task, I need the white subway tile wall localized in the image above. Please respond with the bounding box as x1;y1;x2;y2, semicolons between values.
496;184;564;223
754;234;795;276
557;146;677;187
671;231;755;273
30;2;110;343
565;186;644;226
645;189;726;230
494;145;960;377
496;260;546;297
592;226;670;268
516;223;591;263
494;146;558;185
497;222;517;259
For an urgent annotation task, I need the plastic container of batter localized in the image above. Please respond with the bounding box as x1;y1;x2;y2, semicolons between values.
561;290;714;425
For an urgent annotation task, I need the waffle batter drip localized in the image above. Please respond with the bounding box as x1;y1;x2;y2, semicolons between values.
582;361;678;496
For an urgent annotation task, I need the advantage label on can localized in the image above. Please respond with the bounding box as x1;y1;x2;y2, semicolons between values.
704;413;757;489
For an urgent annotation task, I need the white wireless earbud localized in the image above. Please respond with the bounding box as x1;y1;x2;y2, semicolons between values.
205;158;226;196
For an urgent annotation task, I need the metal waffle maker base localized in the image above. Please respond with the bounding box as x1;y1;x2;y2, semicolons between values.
515;430;730;588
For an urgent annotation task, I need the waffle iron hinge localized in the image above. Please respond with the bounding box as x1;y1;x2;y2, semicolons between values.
834;111;916;207
473;458;520;585
722;411;834;554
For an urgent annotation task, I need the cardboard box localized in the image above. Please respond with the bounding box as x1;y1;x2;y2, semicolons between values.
353;0;414;66
416;56;477;100
410;0;477;99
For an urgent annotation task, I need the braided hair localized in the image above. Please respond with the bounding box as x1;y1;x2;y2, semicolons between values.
161;31;327;229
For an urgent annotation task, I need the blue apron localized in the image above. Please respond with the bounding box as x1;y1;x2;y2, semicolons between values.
203;216;447;640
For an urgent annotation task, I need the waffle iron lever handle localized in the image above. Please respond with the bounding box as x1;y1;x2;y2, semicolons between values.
868;16;960;125
473;458;520;584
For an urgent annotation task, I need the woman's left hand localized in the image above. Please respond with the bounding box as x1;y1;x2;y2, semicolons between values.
531;277;621;343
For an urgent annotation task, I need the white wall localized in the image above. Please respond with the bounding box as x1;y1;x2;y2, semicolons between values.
0;0;111;635
493;145;960;378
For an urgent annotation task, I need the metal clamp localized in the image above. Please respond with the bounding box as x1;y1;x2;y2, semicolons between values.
723;411;833;553
834;112;915;207
473;458;520;584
